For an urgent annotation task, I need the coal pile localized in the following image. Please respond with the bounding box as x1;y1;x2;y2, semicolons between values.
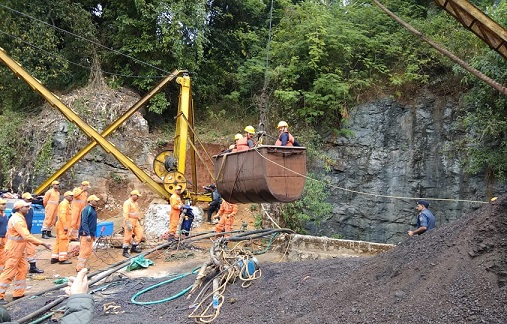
9;195;507;323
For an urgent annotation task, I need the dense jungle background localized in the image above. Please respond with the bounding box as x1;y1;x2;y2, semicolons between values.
1;0;507;242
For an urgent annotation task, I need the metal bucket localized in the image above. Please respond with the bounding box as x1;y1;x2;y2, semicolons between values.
214;146;306;204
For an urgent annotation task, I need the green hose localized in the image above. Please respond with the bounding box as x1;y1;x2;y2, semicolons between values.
131;267;200;305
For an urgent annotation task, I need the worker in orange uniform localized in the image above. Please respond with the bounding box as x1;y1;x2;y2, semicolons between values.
275;121;300;146
0;198;7;272
50;191;74;265
41;180;60;239
70;181;90;240
21;193;44;274
168;185;183;242
214;199;238;237
76;195;100;272
0;200;51;305
122;190;144;258
236;126;256;151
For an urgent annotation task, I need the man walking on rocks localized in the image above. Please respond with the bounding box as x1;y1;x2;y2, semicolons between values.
42;180;60;239
122;190;143;258
408;200;436;236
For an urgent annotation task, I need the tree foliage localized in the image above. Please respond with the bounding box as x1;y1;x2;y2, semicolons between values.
0;0;506;180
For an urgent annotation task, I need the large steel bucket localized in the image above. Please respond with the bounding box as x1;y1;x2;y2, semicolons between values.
214;146;306;204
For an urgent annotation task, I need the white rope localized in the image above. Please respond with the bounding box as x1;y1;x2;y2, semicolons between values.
252;147;489;205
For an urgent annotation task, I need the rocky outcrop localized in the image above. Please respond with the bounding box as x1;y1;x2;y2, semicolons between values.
309;91;506;244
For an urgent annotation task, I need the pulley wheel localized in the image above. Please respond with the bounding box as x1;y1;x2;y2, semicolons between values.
163;171;187;194
153;150;176;179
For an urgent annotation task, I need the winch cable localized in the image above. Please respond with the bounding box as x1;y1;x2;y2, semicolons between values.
252;146;489;205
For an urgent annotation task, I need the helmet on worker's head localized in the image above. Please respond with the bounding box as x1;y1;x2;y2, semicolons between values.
277;121;288;129
234;133;243;140
244;126;255;134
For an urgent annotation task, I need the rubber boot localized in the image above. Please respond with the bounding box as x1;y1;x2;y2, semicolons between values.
47;230;55;238
59;260;72;264
122;247;130;258
29;262;44;274
41;230;49;239
131;244;142;254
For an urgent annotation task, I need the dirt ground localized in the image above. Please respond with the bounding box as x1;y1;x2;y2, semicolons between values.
5;195;507;323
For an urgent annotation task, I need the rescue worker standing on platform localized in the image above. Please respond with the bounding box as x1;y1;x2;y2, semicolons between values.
122;190;144;258
41;180;60;239
275;121;299;146
50;191;74;265
236;126;256;151
70;181;90;240
0;199;7;272
214;199;238;237
21;193;44;274
0;200;51;305
76;195;99;272
168;185;183;241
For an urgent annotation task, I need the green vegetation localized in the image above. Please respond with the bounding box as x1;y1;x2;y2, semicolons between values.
0;111;23;186
0;0;506;182
279;173;333;234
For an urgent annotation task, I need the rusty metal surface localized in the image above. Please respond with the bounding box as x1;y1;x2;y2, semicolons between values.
214;146;306;204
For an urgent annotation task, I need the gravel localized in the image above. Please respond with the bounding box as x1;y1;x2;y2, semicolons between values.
9;195;507;323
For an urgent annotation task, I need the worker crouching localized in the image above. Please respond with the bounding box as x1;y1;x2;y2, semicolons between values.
214;199;238;238
122;190;144;258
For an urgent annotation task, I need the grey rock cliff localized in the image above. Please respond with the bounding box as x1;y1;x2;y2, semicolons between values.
312;93;506;244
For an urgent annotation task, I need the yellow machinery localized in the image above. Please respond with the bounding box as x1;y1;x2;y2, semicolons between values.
0;47;211;202
434;0;507;61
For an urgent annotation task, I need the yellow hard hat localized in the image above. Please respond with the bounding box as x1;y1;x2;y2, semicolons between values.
175;185;182;190
87;195;100;202
277;121;288;128
234;133;243;140
51;180;60;185
82;181;90;186
130;190;142;196
244;126;255;134
22;192;33;200
0;198;7;204
64;191;74;197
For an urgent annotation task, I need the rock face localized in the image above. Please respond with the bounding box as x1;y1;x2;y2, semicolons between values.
311;92;506;244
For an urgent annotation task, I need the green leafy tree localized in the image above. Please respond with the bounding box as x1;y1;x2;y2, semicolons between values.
280;173;333;234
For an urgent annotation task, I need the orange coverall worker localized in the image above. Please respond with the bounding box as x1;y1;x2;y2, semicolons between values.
42;186;60;234
70;186;88;240
169;192;183;238
215;200;238;237
0;211;45;299
51;196;72;262
123;197;143;249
